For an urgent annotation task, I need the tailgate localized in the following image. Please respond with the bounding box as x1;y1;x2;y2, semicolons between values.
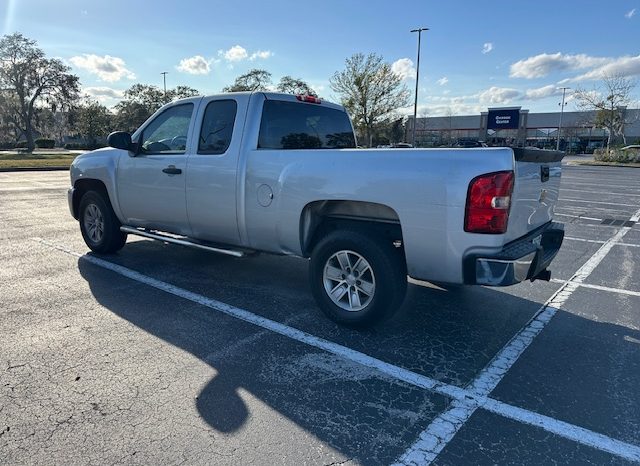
505;148;564;243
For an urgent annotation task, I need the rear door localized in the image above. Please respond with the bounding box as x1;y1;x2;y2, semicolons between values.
506;148;564;241
117;102;197;235
185;96;247;245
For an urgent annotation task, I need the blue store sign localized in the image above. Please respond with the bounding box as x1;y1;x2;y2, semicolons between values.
487;109;520;130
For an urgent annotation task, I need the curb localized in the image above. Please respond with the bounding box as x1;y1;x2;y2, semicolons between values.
565;161;640;169
0;166;70;172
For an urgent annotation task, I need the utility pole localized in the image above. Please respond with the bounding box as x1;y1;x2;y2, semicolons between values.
410;27;429;146
556;87;570;151
161;71;168;102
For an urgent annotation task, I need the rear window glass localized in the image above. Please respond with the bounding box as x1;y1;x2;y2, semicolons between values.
258;100;355;150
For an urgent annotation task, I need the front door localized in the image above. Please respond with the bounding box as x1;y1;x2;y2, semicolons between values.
117;102;197;235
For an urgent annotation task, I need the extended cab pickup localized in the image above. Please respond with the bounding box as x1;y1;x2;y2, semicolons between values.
68;92;565;327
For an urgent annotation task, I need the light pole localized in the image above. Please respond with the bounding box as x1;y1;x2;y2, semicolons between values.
411;27;428;146
556;87;570;151
161;71;168;102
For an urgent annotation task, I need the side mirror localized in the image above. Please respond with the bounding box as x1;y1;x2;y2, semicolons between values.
107;131;134;151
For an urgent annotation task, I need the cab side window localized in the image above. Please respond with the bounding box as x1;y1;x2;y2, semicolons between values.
140;103;194;154
198;100;237;154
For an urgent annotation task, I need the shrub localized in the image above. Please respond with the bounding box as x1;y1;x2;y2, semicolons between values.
15;141;28;149
0;141;16;150
63;142;106;150
594;148;640;163
35;138;55;148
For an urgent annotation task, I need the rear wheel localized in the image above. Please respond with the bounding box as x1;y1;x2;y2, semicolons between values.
309;229;407;327
79;190;127;253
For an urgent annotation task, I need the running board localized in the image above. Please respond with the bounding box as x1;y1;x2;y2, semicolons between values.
120;226;246;258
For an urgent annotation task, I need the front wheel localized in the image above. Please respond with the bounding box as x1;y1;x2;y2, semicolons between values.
79;190;127;254
309;229;407;327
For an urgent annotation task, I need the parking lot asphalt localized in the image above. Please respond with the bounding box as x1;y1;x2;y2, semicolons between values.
1;165;639;465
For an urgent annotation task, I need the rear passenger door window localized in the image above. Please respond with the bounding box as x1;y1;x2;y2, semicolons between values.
198;100;237;154
258;100;356;150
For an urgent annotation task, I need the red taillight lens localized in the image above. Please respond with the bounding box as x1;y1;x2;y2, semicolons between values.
296;95;322;104
464;171;514;234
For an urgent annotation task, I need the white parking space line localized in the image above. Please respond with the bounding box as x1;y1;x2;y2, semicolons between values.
481;398;640;464
564;236;606;244
395;207;640;465
33;236;640;465
559;181;640;191
0;187;68;193
560;188;640;198
555;213;604;222
559;198;640;208
550;279;640;298
564;237;640;248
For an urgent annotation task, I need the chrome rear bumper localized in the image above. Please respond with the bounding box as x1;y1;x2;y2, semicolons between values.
467;222;564;286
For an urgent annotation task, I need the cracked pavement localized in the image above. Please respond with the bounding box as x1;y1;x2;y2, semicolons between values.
1;167;640;465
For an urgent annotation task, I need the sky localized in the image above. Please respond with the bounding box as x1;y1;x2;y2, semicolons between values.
3;0;640;116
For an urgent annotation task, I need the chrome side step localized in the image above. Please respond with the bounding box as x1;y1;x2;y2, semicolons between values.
120;226;246;258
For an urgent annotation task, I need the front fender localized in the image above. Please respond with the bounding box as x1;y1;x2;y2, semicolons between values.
70;148;125;222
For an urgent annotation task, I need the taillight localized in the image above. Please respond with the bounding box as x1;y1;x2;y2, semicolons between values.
296;95;322;104
464;171;514;234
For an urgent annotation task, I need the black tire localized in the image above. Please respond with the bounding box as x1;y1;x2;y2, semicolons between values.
309;229;407;327
79;190;127;254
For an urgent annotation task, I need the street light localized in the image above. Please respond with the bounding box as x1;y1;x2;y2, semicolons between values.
161;71;168;102
411;27;429;146
556;87;570;151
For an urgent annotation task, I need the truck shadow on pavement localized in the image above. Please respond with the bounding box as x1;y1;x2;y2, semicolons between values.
76;241;640;462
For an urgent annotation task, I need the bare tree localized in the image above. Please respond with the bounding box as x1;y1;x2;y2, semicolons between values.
0;33;80;152
223;69;272;92
573;74;637;148
277;76;317;96
330;53;409;147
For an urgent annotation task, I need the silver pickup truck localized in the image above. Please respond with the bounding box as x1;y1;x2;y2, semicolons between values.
68;92;564;327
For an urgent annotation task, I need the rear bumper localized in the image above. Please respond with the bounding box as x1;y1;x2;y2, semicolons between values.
465;222;564;286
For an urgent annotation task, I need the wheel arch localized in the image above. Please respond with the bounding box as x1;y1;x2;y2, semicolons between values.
299;200;405;259
72;179;111;220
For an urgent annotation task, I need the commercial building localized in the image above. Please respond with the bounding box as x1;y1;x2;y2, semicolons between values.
406;107;640;151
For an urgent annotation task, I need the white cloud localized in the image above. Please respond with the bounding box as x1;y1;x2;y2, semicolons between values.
391;58;416;80
478;86;521;104
176;55;211;75
625;8;636;18
437;76;449;86
567;55;640;81
217;45;273;63
221;45;248;62
250;50;273;61
69;54;135;82
83;86;123;99
482;42;493;54
509;52;608;78
524;84;559;100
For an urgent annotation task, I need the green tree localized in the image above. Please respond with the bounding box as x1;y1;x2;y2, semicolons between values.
277;76;317;96
0;33;80;152
114;84;199;132
574;74;637;148
330;53;409;147
73;99;113;148
223;69;273;92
